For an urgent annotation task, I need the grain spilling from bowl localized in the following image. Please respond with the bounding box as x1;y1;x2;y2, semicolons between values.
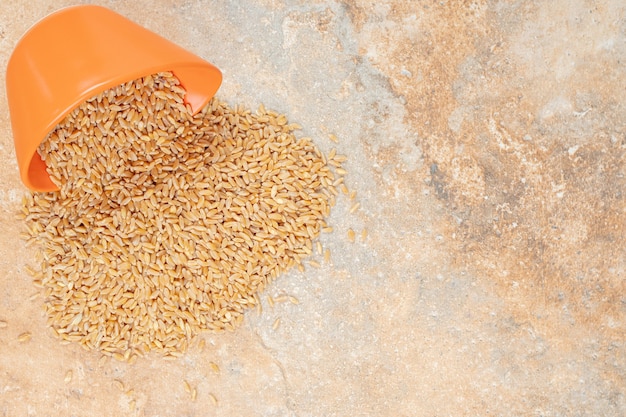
22;72;338;359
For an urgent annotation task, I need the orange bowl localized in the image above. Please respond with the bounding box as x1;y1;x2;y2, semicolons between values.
6;5;222;192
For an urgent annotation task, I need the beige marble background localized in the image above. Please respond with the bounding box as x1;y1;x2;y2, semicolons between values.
1;1;625;416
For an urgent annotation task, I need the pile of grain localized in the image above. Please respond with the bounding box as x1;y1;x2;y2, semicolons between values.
21;72;338;360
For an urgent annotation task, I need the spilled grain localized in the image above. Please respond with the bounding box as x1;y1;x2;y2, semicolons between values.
22;72;337;359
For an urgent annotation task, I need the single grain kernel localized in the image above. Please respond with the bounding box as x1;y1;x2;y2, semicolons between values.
349;202;361;214
209;393;218;405
328;133;338;143
324;249;331;263
64;370;73;383
0;320;7;329
272;318;281;330
361;229;368;241
113;379;125;391
18;332;32;343
209;362;220;374
347;229;356;242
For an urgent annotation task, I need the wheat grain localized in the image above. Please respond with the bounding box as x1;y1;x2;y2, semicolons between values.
272;318;281;330
17;332;31;343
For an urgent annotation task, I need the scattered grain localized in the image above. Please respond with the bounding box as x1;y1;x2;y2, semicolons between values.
267;295;275;308
0;321;7;329
191;388;197;401
349;202;361;214
347;229;356;243
183;380;191;393
328;133;338;143
361;229;368;241
209;393;218;405
324;249;331;263
349;190;357;200
209;362;220;374
288;296;299;305
309;260;321;268
64;370;73;383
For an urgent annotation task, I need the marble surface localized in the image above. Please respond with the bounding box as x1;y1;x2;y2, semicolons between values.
0;1;624;416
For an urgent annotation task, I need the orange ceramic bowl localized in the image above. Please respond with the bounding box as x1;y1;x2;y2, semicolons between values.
6;5;222;191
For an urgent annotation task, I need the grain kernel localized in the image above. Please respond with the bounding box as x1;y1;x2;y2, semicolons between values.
272;318;281;330
18;332;32;343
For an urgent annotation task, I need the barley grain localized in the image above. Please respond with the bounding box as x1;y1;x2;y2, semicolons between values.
324;249;331;263
328;133;338;143
209;393;218;405
64;370;73;383
349;202;361;214
347;229;356;242
272;318;281;330
183;380;191;393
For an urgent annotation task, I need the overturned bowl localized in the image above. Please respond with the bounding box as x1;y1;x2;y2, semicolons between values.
6;5;222;192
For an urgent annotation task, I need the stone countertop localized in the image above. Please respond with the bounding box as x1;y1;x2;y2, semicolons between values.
0;1;624;416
